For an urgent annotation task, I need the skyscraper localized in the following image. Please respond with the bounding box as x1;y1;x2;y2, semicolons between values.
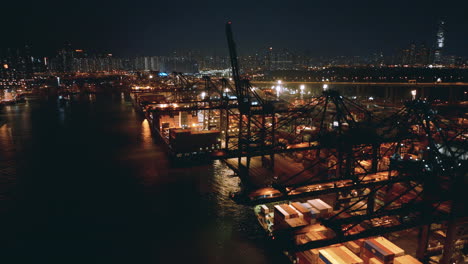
433;20;446;65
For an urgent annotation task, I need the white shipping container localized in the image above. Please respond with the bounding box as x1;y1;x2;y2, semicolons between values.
260;205;269;214
288;204;304;219
274;205;291;219
307;199;331;215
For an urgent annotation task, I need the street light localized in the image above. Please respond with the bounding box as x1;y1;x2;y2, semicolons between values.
276;85;281;97
277;80;282;85
323;84;328;90
149;75;153;79
300;85;305;92
411;90;417;100
201;92;206;99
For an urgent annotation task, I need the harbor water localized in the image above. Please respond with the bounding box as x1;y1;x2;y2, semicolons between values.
0;92;287;264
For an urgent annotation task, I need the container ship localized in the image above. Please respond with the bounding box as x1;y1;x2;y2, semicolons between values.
130;86;222;159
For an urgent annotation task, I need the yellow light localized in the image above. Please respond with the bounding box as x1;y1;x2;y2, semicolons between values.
3;64;8;69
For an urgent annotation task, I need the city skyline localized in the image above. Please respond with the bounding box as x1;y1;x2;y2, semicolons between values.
3;0;468;57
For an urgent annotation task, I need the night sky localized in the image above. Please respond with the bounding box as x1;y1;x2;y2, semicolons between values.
3;0;468;57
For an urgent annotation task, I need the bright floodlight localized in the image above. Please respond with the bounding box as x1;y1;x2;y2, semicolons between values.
411;90;417;100
300;85;305;91
323;84;328;90
277;80;282;85
201;92;206;99
149;75;153;79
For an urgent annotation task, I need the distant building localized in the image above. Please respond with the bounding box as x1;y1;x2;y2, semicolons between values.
433;20;446;65
398;43;431;66
58;42;74;72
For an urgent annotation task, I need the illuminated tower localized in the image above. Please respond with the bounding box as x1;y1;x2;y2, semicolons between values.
433;20;446;65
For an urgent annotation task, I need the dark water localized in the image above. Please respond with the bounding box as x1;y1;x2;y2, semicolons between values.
0;93;287;264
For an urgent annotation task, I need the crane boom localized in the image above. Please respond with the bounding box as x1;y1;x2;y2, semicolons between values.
226;22;249;109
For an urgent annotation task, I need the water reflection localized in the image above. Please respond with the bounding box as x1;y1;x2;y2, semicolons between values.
0;93;288;264
0;123;16;213
141;119;153;148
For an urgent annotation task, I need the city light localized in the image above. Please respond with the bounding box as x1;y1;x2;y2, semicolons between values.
2;14;465;264
411;90;417;100
276;85;281;97
300;85;305;99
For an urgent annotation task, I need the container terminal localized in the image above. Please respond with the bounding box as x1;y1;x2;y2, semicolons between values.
128;23;467;264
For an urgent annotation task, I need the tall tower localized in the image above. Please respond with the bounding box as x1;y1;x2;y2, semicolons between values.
433;20;446;65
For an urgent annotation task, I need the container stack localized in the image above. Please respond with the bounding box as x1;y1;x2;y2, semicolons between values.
295;224;334;244
296;244;341;264
394;255;422;264
369;258;383;264
318;245;364;264
260;204;269;215
375;183;421;210
273;204;308;230
307;199;333;217
344;239;364;255
291;202;319;224
373;237;404;257
296;236;413;264
360;236;405;264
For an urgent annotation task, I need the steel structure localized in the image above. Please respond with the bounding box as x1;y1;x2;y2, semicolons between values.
223;23;466;264
271;99;467;264
129;22;467;263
